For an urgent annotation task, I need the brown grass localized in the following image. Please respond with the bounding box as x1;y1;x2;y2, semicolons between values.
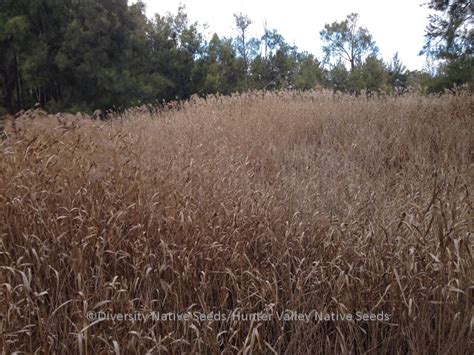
0;91;472;354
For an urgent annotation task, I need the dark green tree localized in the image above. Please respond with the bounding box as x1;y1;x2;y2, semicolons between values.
196;34;239;95
151;6;204;100
294;52;324;90
422;0;473;91
0;0;71;111
0;5;29;112
351;55;389;94
327;64;350;92
387;53;409;91
422;0;473;59
249;29;299;90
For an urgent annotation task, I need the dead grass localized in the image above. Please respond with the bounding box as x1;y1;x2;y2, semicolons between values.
0;91;472;354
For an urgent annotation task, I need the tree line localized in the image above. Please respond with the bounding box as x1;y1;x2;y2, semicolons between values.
0;0;472;114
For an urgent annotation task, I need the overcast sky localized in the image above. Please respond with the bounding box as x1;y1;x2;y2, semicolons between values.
133;0;432;70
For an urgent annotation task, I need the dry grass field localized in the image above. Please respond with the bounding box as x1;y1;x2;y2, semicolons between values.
0;91;472;354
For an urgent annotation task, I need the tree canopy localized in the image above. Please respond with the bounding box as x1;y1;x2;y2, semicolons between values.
320;13;378;72
0;2;471;114
421;0;473;91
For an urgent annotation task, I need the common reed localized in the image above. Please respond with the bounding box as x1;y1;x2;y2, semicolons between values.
0;91;472;354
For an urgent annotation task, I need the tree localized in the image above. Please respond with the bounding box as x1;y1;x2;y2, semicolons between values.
152;6;204;100
232;13;255;90
294;52;324;90
351;55;389;94
406;70;434;93
320;13;378;72
233;13;252;67
0;7;29;111
426;55;474;92
197;34;239;95
249;29;298;90
421;0;473;91
262;28;284;57
0;0;70;111
422;0;473;59
387;53;408;91
327;64;350;92
56;0;140;110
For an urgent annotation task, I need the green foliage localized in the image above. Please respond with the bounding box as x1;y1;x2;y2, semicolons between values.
328;64;350;92
387;53;409;91
423;0;473;59
406;70;433;93
294;53;324;90
0;1;204;113
421;0;473;92
319;13;395;94
0;4;470;114
249;29;301;90
426;55;474;92
194;34;241;95
320;13;378;72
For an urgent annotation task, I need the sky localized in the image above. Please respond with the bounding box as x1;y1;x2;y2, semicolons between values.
133;0;432;70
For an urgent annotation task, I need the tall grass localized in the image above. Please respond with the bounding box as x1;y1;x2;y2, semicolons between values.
0;91;472;354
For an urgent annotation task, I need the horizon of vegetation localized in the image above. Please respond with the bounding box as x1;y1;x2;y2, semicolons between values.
0;0;472;115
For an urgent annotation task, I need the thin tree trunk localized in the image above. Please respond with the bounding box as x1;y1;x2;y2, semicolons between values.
17;54;24;108
14;52;22;110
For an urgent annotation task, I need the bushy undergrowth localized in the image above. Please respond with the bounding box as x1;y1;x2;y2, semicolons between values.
0;91;472;354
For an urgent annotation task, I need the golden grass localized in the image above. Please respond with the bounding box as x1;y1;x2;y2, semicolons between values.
0;91;472;354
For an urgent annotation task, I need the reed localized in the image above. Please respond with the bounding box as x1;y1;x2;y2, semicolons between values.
0;91;472;354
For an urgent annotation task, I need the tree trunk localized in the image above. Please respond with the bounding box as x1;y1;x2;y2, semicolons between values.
14;52;23;111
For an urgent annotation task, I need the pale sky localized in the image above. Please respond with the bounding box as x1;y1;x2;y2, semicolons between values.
133;0;432;70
